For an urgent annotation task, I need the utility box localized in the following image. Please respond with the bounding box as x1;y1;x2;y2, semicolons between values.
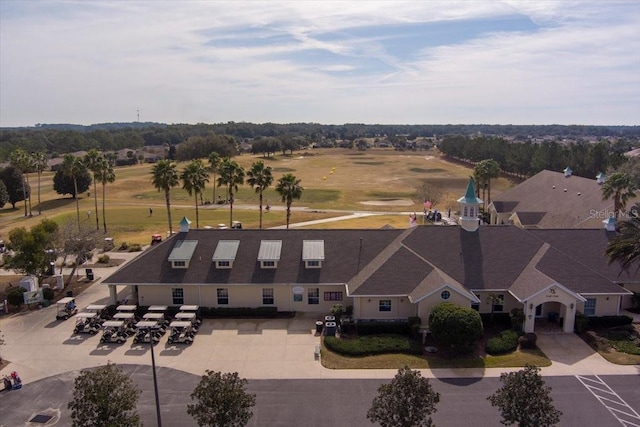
86;268;94;281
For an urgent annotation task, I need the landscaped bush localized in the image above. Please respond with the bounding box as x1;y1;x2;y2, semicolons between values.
480;312;511;328
42;287;55;301
128;243;143;252
7;286;27;307
575;312;589;332
118;241;129;251
588;315;633;329
510;308;525;332
97;254;110;264
323;334;423;356
356;321;411;336
518;333;537;349
485;329;520;355
429;302;483;354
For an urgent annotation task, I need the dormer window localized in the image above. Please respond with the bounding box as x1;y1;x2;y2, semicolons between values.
212;240;239;269
258;240;281;269
168;240;198;269
303;240;324;269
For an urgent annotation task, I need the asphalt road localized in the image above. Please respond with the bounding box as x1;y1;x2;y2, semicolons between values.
1;366;638;426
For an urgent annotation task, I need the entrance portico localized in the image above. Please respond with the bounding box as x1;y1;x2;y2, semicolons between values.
522;283;586;333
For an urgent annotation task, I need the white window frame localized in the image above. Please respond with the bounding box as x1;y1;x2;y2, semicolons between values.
584;298;597;316
262;288;275;305
216;260;232;269
217;288;229;305
308;288;319;305
172;288;184;305
261;260;277;269
172;260;187;269
379;300;392;312
305;260;322;269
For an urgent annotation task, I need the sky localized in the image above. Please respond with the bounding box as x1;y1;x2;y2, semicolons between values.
0;0;639;127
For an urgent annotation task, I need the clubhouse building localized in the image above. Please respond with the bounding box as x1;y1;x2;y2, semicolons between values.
103;179;637;334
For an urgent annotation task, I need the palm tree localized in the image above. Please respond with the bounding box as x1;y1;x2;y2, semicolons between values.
605;216;640;272
602;172;636;219
61;153;85;230
208;152;221;204
483;159;501;206
84;149;103;230
217;158;245;227
275;173;303;229
151;160;180;235
95;158;116;233
31;151;48;216
9;148;32;217
247;160;273;228
180;159;209;228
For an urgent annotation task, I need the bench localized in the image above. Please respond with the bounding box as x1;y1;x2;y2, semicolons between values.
314;345;321;360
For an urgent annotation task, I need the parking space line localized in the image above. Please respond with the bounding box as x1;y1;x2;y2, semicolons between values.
576;375;640;427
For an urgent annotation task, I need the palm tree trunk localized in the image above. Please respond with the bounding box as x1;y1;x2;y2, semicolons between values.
93;178;99;230
165;189;173;235
259;191;263;229
102;182;108;233
37;171;42;215
195;192;199;228
74;178;80;231
21;176;27;217
26;173;32;216
212;172;217;203
286;201;291;229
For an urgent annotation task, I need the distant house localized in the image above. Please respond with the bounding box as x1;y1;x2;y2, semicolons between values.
103;179;636;334
487;169;634;229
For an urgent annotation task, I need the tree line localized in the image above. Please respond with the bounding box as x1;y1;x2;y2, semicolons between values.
2;122;639;162
438;136;630;179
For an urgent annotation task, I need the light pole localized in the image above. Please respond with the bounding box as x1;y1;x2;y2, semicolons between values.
146;326;162;427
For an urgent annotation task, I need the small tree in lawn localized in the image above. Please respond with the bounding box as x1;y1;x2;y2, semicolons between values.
68;362;141;427
367;366;440;427
428;302;483;355
488;365;562;427
187;370;256;427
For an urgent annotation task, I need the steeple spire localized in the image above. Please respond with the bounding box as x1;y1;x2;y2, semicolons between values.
457;177;482;232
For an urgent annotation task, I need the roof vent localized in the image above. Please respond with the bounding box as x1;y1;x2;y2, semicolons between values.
577;192;581;196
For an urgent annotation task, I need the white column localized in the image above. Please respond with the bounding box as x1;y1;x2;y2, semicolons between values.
563;302;576;332
108;285;118;305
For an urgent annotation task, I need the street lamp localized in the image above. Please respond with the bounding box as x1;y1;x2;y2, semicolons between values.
141;325;162;427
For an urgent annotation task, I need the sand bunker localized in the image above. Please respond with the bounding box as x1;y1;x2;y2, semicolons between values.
360;199;414;206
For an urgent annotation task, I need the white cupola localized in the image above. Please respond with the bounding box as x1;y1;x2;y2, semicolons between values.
457;178;483;232
179;216;191;233
563;166;573;177
596;172;606;185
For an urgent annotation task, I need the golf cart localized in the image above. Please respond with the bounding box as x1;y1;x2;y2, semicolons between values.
132;320;163;344
116;305;139;322
73;312;101;334
179;305;203;325
174;312;199;333
167;321;195;345
56;297;78;320
151;234;163;246
112;312;137;335
100;321;129;344
85;304;109;321
143;312;169;331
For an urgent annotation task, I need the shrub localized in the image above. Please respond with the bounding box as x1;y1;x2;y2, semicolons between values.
486;330;520;355
575;312;589;332
518;333;537;350
429;303;483;354
345;305;353;316
324;334;423;356
330;304;344;318
7;287;27;307
97;254;110;264
357;321;411;336
118;241;129;251
588;315;633;329
480;312;512;328
510;308;525;332
42;287;55;301
128;243;143;252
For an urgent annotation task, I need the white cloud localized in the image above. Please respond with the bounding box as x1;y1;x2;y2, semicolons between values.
0;0;638;126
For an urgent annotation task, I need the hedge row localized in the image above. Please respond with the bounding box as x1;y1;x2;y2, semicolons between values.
324;334;423;356
480;313;512;328
588;315;633;328
356;321;411;336
485;329;520;355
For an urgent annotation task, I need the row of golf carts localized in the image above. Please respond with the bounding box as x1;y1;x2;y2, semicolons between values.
61;300;202;346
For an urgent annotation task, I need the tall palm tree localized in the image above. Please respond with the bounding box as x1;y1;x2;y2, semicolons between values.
483;159;501;206
602;172;636;219
84;149;103;230
95;158;116;233
61;154;85;230
151;160;179;235
247;160;273;229
208;152;221;204
275;173;303;229
180;159;209;228
217;158;245;227
9;148;32;217
31;151;48;216
605;216;640;272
